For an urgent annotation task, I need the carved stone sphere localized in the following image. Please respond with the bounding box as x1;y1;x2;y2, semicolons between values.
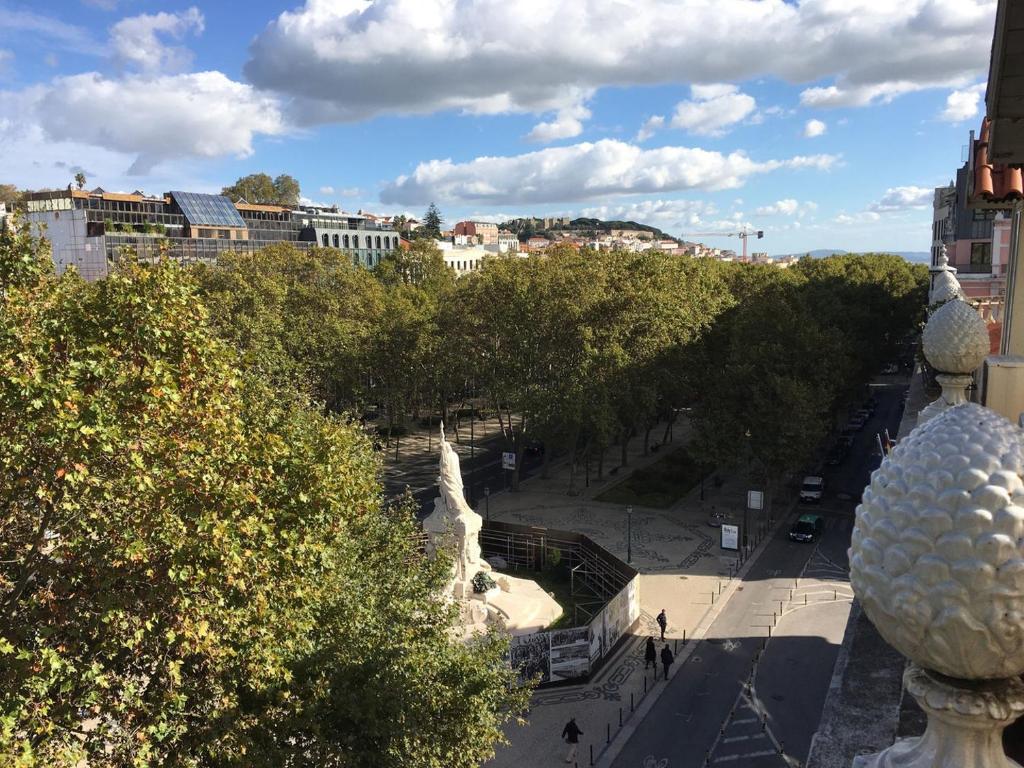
930;270;963;305
850;403;1024;679
922;298;990;375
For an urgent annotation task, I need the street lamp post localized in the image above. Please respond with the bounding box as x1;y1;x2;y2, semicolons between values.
626;505;633;564
484;486;490;521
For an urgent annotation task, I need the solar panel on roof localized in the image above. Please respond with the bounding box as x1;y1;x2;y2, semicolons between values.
170;191;246;228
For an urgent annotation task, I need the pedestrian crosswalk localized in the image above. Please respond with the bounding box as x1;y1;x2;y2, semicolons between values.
707;700;784;767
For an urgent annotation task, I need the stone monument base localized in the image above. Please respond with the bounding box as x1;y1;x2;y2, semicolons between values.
853;665;1024;768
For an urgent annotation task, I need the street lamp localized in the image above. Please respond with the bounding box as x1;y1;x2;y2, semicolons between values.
484;486;490;521
626;505;633;564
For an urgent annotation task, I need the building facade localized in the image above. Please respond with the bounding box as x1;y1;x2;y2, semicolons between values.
453;220;499;245
22;189;398;278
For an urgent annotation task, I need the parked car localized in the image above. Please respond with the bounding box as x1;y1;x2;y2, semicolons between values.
854;408;871;424
799;476;825;503
838;430;856;449
847;413;867;431
881;362;899;375
789;514;824;542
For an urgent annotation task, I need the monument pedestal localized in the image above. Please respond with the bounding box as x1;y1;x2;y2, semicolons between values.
854;666;1024;768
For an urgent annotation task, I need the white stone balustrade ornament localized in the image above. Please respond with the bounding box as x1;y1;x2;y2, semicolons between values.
930;246;964;308
919;299;991;424
850;403;1024;768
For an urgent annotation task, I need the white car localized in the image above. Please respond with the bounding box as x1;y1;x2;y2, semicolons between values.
800;476;825;503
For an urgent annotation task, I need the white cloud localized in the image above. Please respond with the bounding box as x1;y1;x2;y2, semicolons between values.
320;185;361;197
245;0;996;125
755;199;817;217
2;9;99;54
636;115;665;142
18;71;286;175
526;102;592;143
834;211;882;225
940;82;986;122
580;199;717;228
0;50;12;72
804;118;826;137
670;84;756;136
868;186;933;211
380;139;839;206
319;185;335;195
110;7;205;74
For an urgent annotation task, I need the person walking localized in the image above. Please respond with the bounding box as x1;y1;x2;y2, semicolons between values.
657;609;668;641
562;716;583;763
644;636;657;670
661;643;674;680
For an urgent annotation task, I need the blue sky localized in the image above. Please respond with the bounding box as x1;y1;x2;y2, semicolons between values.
0;0;996;254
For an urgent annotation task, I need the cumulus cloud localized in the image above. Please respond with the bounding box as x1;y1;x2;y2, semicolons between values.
319;185;335;195
670;84;756;136
527;102;592;142
245;0;995;125
868;186;933;211
23;71;286;174
636;115;665;142
110;7;205;74
804;118;826;137
755;199;817;216
580;199;717;228
940;82;986;122
834;211;882;225
380;139;839;206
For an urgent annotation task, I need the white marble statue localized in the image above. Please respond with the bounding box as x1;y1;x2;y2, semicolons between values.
423;423;490;600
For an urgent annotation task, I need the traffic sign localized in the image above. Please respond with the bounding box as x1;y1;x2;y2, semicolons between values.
502;452;516;470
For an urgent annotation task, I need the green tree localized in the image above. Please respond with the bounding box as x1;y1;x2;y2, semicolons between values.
221;173;301;207
73;172;86;190
0;229;530;767
192;243;383;412
0;184;20;206
421;202;443;239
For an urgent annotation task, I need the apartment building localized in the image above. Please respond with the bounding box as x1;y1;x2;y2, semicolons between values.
22;189;397;278
453;220;499;245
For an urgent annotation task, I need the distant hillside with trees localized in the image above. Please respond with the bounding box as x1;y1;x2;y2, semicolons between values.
502;217;680;243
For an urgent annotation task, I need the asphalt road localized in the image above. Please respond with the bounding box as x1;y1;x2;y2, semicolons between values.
610;378;908;768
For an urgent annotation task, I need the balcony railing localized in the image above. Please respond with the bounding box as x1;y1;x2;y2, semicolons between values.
974;295;1005;323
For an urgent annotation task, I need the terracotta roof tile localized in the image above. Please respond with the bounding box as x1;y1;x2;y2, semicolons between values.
974;117;1024;204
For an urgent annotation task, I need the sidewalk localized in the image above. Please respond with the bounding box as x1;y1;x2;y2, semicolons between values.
485;424;788;768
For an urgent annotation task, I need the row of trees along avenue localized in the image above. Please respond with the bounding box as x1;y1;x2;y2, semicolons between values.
194;238;926;500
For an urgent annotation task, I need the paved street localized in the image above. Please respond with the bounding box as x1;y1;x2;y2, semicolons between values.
608;378;908;768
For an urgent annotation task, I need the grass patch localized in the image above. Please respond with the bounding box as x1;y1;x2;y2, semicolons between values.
595;447;711;508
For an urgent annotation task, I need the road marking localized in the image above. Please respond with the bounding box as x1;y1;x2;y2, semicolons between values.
713;749;777;762
731;718;758;725
722;734;768;744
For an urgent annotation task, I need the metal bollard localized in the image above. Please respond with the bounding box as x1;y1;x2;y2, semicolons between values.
607;723;610;744
834;589;838;601
773;611;776;625
779;600;783;614
590;744;594;765
674;638;678;654
631;692;634;712
644;676;647;693
619;708;622;727
683;628;687;643
768;625;772;638
780;741;785;755
805;593;808;605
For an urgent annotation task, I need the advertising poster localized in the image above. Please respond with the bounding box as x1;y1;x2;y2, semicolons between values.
510;632;551;684
721;523;739;551
588;611;605;662
603;588;630;651
626;577;641;625
548;627;591;681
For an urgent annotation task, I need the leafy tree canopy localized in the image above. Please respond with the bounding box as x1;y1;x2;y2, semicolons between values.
0;227;529;767
221;173;301;207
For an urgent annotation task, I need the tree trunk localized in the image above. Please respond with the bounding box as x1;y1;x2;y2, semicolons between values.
541;443;553;480
566;428;583;495
598;446;605;479
662;411;677;444
620;428;631;467
643;424;653;456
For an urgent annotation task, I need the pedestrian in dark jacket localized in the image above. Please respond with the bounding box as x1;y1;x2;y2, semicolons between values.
644;636;657;669
562;717;583;763
661;644;674;679
657;609;668;641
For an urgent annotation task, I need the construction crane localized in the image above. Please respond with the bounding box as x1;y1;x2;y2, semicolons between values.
681;228;764;261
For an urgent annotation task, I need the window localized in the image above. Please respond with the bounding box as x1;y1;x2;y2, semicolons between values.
376;235;382;248
971;242;992;266
384;236;390;249
322;233;329;247
333;234;340;248
343;234;350;248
